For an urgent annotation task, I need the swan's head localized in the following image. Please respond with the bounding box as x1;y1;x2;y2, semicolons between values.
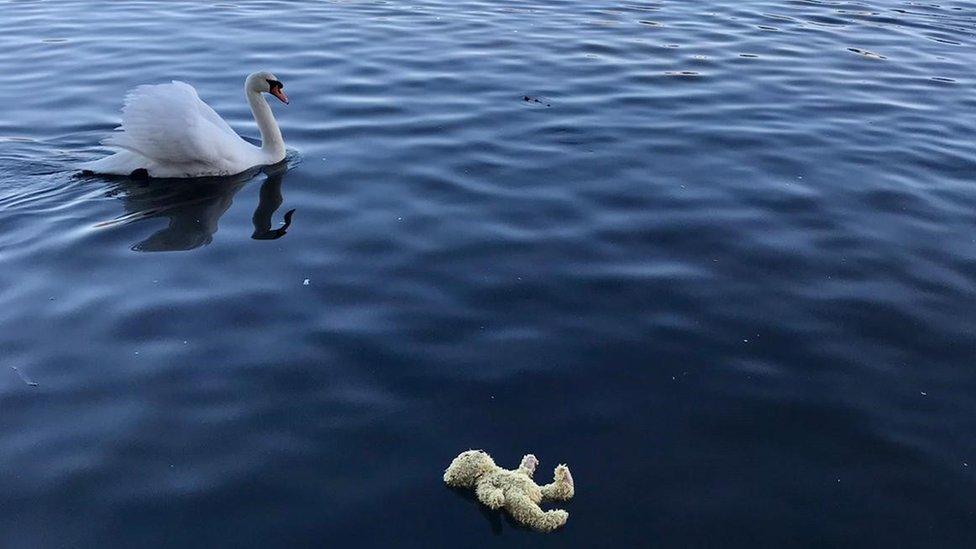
246;71;289;104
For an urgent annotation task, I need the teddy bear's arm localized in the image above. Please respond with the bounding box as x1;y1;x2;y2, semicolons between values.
505;492;569;533
474;480;506;510
540;464;574;501
517;454;539;478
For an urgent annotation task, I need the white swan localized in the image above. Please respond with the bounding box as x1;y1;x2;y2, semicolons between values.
81;71;289;178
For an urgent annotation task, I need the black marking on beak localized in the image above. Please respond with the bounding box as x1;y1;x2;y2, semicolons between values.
266;79;288;104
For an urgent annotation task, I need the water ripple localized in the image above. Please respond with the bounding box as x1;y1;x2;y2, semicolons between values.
1;0;976;547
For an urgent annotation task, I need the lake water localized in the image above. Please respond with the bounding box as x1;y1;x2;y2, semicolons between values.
2;0;975;546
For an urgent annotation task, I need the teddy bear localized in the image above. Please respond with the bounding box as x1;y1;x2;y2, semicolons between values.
443;450;575;532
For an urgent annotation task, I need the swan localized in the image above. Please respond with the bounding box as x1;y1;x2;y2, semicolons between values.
81;71;289;179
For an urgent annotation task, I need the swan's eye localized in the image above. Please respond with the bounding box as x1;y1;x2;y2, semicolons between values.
266;79;283;90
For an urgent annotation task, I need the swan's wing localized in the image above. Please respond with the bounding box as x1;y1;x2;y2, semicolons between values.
178;81;238;138
104;81;242;165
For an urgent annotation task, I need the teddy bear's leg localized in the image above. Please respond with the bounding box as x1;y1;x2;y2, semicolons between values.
517;454;539;478
475;482;506;510
540;464;574;501
506;493;569;533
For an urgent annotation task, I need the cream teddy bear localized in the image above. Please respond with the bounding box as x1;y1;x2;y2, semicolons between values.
443;450;575;532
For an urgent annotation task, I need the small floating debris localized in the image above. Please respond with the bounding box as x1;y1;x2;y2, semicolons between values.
847;48;886;60
522;95;551;107
664;71;700;77
10;367;38;387
930;76;956;84
303;278;310;286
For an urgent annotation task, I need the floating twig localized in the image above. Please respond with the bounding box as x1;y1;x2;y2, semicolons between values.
10;366;38;387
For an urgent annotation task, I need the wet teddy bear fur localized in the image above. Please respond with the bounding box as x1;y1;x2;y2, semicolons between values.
444;450;575;532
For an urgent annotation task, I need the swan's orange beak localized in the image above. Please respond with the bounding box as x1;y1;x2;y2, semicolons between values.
271;87;289;105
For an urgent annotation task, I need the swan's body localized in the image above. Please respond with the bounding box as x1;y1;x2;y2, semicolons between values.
81;71;288;179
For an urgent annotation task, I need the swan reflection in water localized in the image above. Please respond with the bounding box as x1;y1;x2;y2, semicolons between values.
98;161;295;252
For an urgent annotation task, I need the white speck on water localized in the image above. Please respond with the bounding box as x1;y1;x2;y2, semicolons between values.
743;339;749;343
920;391;927;396
303;278;310;286
397;217;402;221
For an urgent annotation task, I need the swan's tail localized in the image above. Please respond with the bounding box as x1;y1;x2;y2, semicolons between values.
78;150;150;176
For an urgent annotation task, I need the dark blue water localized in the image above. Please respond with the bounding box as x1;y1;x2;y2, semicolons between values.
2;1;975;546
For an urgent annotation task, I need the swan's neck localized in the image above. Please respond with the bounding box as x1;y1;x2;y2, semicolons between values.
246;89;285;161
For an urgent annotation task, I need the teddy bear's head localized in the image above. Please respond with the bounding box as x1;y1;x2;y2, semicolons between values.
443;450;497;487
